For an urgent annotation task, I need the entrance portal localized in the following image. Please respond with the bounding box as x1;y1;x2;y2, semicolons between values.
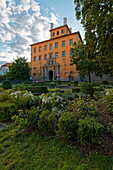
49;70;53;80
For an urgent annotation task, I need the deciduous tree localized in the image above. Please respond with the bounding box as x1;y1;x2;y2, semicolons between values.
71;41;95;82
74;0;113;76
9;57;31;80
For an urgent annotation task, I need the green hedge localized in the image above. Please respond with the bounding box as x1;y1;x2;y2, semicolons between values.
72;87;81;93
0;102;17;121
2;80;12;90
16;85;48;93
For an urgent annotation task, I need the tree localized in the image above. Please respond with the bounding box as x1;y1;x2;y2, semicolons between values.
9;57;31;80
74;0;113;76
71;41;95;82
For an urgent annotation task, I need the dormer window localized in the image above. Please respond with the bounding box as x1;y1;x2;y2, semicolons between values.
57;31;59;35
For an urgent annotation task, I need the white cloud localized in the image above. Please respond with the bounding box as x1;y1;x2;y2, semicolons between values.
0;0;59;63
50;12;59;25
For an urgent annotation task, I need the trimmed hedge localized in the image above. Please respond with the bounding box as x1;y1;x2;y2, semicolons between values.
72;87;81;93
2;80;12;90
0;102;17;121
16;85;48;93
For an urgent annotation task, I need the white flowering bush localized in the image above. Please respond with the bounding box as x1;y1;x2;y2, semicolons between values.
10;90;35;109
39;93;65;114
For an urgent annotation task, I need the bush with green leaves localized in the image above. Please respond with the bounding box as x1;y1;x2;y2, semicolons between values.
91;82;100;87
102;89;113;115
72;97;98;118
10;90;35;109
73;81;78;86
0;90;10;102
72;87;81;93
81;82;94;97
38;110;56;135
78;116;104;145
57;112;78;140
0;102;17;121
39;93;65;113
2;80;12;90
12;107;42;130
107;122;113;137
101;80;109;85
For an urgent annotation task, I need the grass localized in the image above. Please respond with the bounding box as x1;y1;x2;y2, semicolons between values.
0;125;113;170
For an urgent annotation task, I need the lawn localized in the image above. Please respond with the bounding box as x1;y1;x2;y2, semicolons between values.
0;125;113;170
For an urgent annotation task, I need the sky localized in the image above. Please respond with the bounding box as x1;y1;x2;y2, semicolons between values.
0;0;85;66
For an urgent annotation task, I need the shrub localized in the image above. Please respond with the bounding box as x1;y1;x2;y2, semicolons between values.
107;122;113;137
72;87;81;93
78;116;104;145
81;83;94;97
12;107;42;130
72;97;98;118
40;93;65;112
10;91;35;109
47;88;60;92
2;80;12;90
57;112;78;140
91;82;100;86
38;110;56;135
101;80;109;85
102;89;113;115
0;91;10;102
64;90;70;93
0;102;17;121
73;81;78;86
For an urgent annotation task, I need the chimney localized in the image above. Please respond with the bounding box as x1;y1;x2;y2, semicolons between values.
63;17;67;25
70;28;72;33
50;23;53;29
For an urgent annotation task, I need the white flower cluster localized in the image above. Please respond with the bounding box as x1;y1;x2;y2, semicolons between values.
105;89;113;95
10;90;34;100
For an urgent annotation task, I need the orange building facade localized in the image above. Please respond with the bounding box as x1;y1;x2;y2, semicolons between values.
30;18;82;81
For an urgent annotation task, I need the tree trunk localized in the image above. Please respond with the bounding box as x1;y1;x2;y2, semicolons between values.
88;70;91;83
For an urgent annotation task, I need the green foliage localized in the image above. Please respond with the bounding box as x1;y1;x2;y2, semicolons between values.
64;90;70;93
72;97;98;118
0;91;10;102
71;41;95;82
74;0;113;77
57;112;78;140
72;87;81;93
81;82;94;97
10;91;35;109
16;85;48;93
2;80;12;90
91;82;100;87
8;57;31;80
47;88;60;92
102;89;113;114
0;102;17;121
38;110;56;135
78;116;104;145
107;122;113;137
73;81;78;86
12;107;42;130
40;93;65;113
101;80;109;85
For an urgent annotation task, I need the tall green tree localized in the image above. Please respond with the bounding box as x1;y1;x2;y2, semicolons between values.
74;0;113;76
71;41;95;82
9;57;31;80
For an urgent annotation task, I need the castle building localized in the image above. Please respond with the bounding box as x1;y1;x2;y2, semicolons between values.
30;18;82;81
